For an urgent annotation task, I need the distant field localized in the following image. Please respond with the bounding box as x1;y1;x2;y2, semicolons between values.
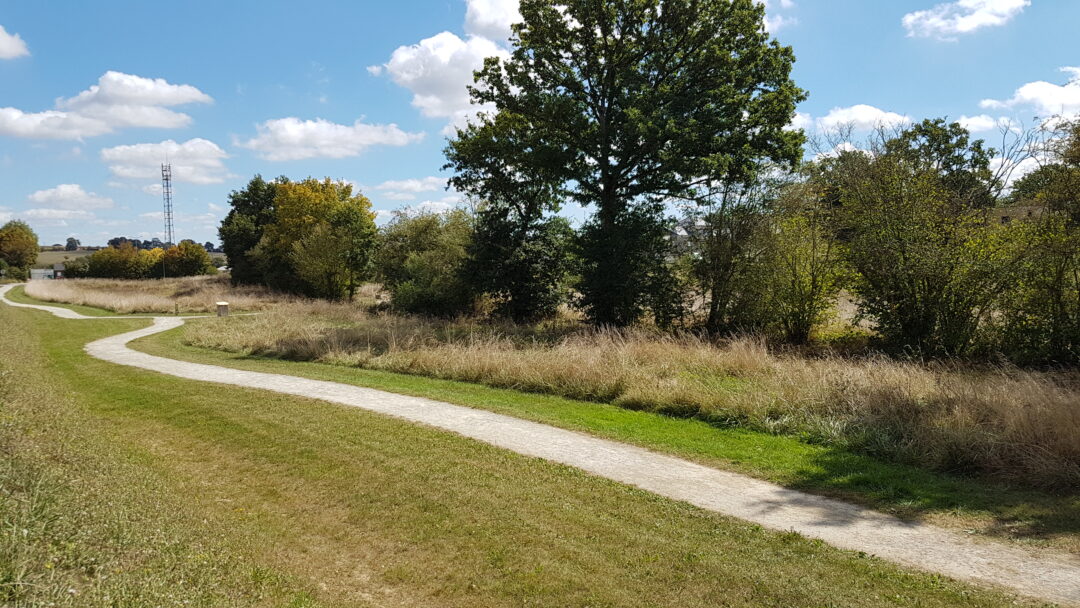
34;249;92;268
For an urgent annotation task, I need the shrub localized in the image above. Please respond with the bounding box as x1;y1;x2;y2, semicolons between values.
374;209;475;317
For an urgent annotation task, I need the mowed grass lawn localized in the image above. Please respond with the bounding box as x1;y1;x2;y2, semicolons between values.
130;313;1080;555
0;304;1048;606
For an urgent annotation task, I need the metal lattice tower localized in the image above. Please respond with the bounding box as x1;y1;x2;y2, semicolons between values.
161;163;175;246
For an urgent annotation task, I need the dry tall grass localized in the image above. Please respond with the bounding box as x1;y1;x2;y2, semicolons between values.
24;275;297;313
183;303;1080;490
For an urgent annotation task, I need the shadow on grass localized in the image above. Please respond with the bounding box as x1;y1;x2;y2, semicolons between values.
786;443;1080;545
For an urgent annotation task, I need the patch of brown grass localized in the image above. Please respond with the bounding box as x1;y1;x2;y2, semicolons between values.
183;303;1080;490
24;275;298;313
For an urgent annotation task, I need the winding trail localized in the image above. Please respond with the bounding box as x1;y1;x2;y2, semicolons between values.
4;283;1080;606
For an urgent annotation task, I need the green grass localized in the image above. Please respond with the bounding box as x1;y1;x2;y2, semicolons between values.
135;317;1080;554
0;311;321;606
12;286;1079;552
1;298;1047;606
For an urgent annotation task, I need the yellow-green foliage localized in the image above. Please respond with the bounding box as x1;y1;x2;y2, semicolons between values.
0;220;39;277
252;178;377;299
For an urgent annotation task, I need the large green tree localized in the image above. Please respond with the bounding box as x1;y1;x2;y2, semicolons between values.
446;112;574;322
467;0;806;326
0;220;39;279
219;175;282;285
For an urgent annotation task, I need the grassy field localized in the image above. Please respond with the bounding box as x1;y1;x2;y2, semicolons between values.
33;249;92;269
175;302;1080;491
13;282;1080;553
22;276;382;314
23;275;298;313
137;315;1080;555
2;300;1048;606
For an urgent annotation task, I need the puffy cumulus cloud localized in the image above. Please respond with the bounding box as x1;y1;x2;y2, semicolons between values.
0;24;30;59
763;0;798;32
375;176;450;201
22;208;95;222
465;0;521;40
27;184;114;210
101;138;231;184
816;104;911;131
786;111;812;131
0;206;12;223
902;0;1029;40
0;108;114;139
980;67;1080;119
413;195;462;214
957;114;1018;133
237;117;423;161
0;71;212;140
57;71;212;129
376;176;446;193
372;31;509;132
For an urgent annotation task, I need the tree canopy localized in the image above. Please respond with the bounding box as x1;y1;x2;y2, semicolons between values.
461;0;806;325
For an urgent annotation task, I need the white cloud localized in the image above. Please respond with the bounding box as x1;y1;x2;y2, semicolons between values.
957;114;1018;133
412;194;464;214
27;184;114;210
0;25;30;59
990;154;1042;190
375;176;446;193
902;0;1029;40
0;108;113;139
0;71;212;140
817;104;911;130
787;111;812;131
101;138;231;184
465;0;521;40
57;71;212;129
814;141;866;161
763;0;798;33
23;208;96;221
0;206;12;223
237;117;423;161
980;67;1080;118
372;31;508;132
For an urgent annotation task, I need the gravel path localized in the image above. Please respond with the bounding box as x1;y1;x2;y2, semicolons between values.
4;283;1079;606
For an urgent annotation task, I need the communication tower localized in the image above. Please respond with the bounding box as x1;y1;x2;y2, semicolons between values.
161;163;175;246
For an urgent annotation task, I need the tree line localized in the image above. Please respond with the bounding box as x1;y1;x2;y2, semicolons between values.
64;240;217;279
217;0;1079;363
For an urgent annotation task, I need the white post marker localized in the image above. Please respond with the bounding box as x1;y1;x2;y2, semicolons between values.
216;301;229;317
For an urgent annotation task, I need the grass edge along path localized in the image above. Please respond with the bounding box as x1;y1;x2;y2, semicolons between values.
139;317;1080;553
11;283;1080;553
0;295;1045;607
69;310;1080;604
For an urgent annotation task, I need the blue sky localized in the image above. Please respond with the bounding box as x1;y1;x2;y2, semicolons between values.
1;0;1078;246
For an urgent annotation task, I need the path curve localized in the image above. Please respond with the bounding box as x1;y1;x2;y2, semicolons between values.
4;284;1079;606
